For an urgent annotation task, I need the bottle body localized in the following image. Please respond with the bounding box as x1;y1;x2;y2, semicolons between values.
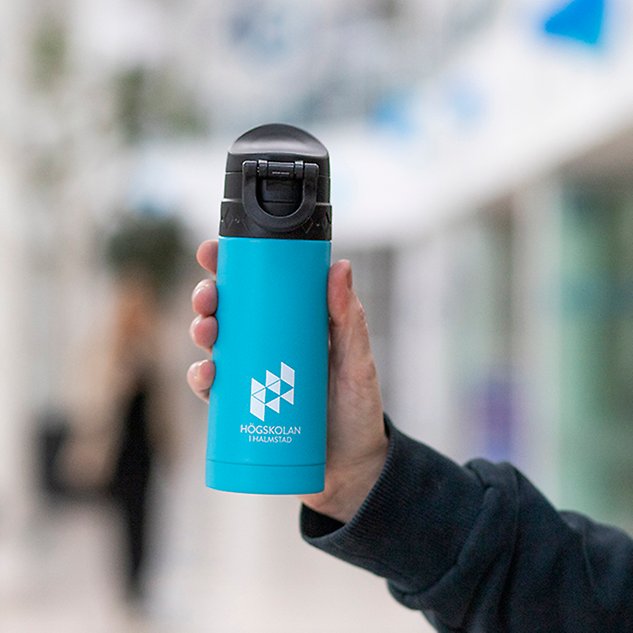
206;236;331;494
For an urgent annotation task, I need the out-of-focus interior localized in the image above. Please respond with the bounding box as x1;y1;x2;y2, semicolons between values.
1;1;631;631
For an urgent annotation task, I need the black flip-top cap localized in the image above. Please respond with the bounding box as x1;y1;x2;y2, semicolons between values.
220;124;331;240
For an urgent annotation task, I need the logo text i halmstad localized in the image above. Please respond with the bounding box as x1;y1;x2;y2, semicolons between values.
242;362;301;443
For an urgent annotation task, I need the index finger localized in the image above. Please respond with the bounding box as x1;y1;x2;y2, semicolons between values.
196;240;218;275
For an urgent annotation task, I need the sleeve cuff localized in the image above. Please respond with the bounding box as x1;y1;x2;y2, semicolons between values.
300;415;485;592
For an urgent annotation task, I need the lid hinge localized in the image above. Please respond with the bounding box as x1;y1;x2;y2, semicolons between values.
256;159;305;179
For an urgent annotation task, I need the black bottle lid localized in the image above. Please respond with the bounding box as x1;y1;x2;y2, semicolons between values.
220;124;331;240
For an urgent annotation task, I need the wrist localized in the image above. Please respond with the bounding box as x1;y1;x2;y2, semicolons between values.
304;435;389;523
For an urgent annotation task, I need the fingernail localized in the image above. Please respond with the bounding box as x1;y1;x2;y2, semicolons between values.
345;262;353;291
192;280;208;301
190;315;202;338
193;360;206;380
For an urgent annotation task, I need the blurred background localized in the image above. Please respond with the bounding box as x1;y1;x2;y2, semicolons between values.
1;0;632;631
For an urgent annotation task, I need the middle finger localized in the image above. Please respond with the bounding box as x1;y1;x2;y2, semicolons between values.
192;279;217;317
190;315;218;351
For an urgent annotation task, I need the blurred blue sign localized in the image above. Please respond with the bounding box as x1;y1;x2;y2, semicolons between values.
370;92;417;138
543;0;606;46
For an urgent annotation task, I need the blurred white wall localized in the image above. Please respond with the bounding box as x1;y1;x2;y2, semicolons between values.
0;0;32;598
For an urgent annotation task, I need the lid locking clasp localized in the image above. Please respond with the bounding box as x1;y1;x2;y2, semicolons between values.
242;159;319;232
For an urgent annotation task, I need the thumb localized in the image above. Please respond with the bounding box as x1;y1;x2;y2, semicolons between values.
327;260;373;371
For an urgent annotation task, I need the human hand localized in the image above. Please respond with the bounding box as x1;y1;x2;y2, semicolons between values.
188;240;388;523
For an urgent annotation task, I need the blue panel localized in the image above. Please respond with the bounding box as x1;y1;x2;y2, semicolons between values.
543;0;606;46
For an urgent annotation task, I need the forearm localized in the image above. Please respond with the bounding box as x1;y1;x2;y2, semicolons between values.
301;417;633;632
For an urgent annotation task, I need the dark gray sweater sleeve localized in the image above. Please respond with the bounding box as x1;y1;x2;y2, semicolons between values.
300;417;633;632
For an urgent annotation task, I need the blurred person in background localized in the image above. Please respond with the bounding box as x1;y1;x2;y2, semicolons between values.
62;213;188;602
189;239;633;633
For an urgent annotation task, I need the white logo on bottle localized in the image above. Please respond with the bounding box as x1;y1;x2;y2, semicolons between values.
249;362;295;421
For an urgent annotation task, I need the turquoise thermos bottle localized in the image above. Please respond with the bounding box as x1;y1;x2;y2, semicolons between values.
206;124;332;494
